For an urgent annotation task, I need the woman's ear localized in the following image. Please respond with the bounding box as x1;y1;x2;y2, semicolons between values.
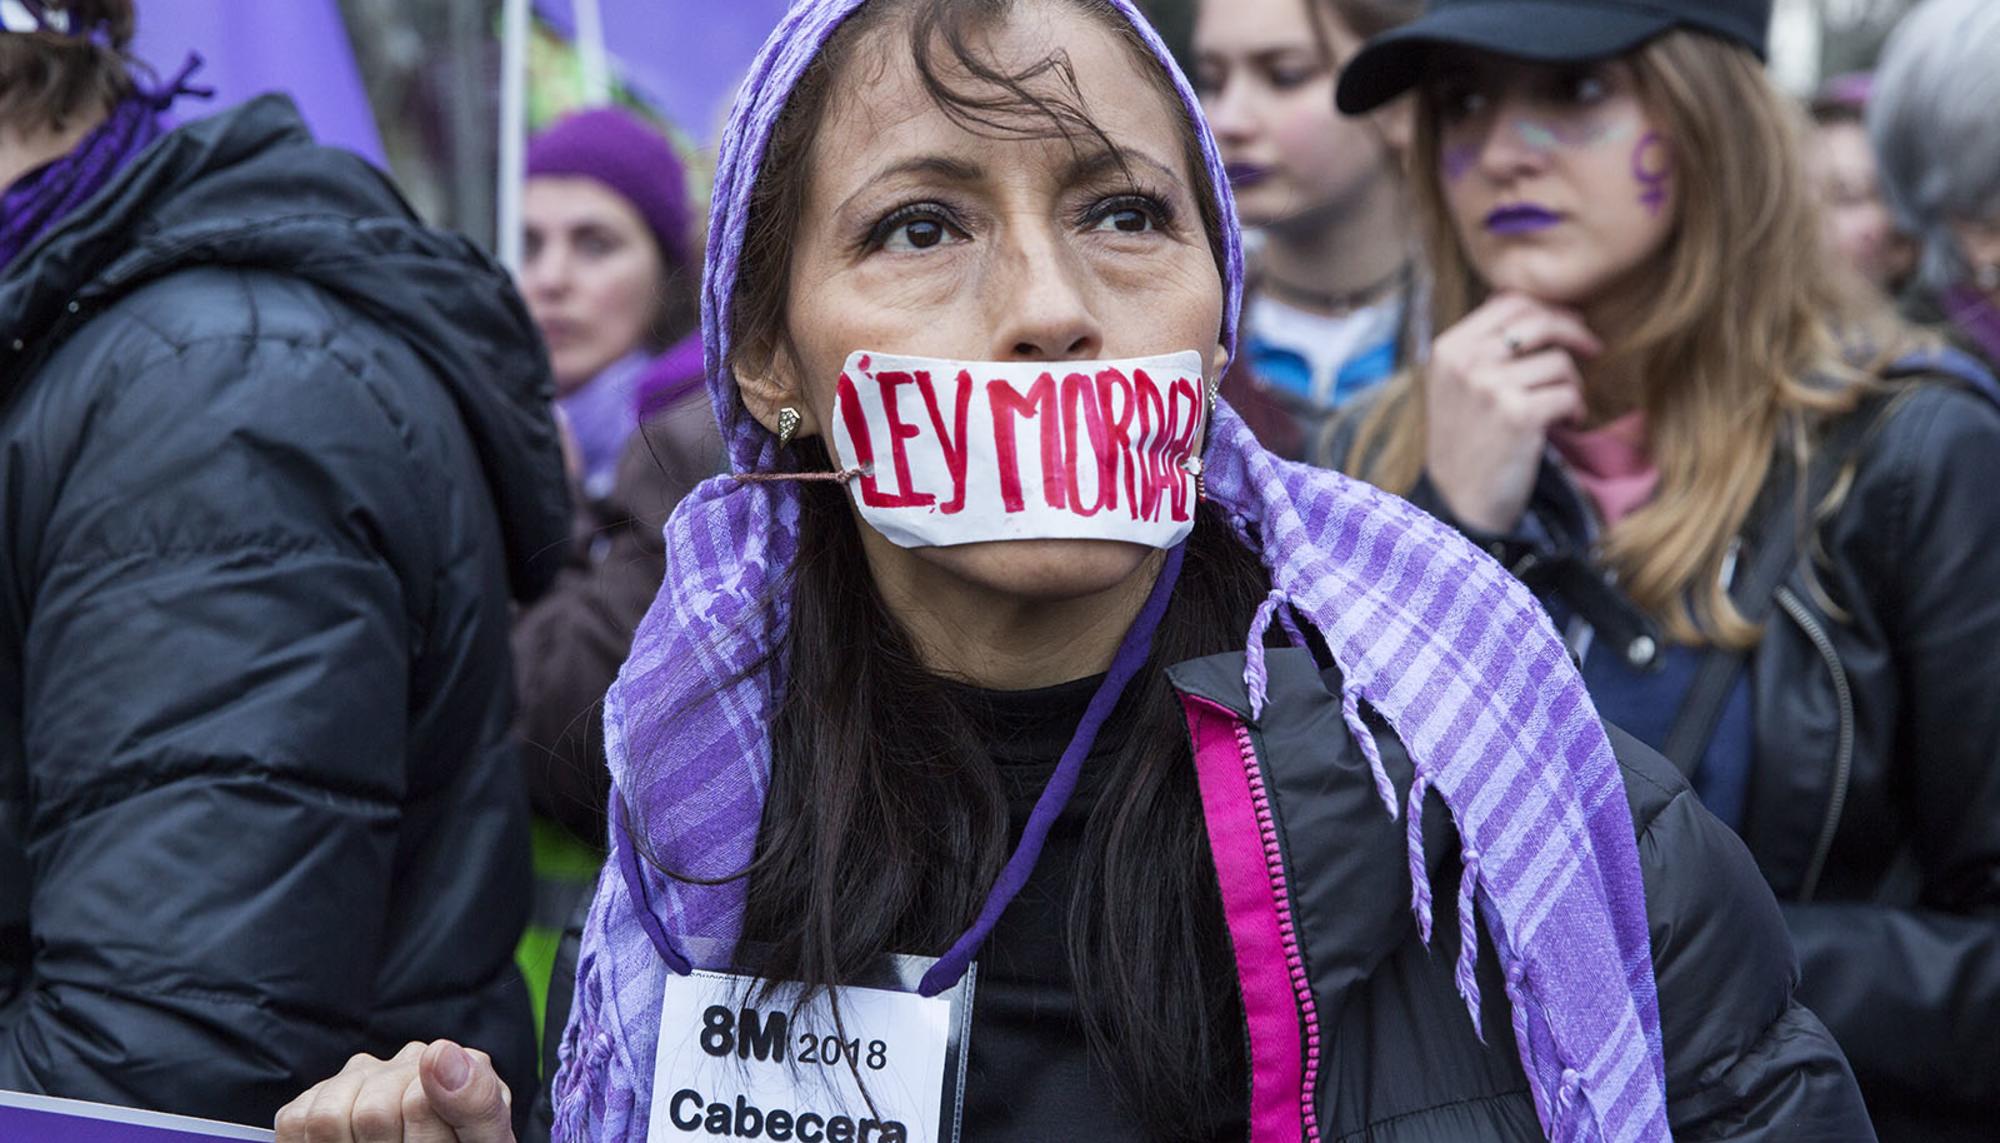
733;343;821;440
1208;341;1232;382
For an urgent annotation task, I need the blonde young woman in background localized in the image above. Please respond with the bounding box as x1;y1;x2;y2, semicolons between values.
1192;0;1420;461
1330;0;2000;1138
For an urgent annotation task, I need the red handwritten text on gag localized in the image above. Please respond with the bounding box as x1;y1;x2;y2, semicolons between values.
837;365;1203;523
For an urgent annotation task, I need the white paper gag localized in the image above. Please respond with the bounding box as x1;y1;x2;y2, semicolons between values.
828;350;1209;549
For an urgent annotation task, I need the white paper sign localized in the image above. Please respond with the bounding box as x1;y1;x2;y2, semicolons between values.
828;350;1209;549
649;961;973;1143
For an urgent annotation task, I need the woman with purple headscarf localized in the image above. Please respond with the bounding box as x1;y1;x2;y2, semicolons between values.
281;2;1870;1141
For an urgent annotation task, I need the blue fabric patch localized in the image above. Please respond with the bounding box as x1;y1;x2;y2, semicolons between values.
1244;338;1316;400
1579;641;1755;833
1244;334;1399;409
1332;338;1398;405
1891;347;2000;405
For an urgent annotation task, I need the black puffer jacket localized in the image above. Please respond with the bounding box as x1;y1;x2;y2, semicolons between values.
1173;649;1872;1141
0;97;568;1124
532;647;1874;1141
1332;380;2000;1141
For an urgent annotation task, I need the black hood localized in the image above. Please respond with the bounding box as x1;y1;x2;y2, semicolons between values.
0;94;568;600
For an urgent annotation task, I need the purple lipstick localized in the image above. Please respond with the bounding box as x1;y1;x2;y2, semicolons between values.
1226;162;1273;189
1485;204;1562;235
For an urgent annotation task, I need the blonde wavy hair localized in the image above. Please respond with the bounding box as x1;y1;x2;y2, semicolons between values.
1347;30;1898;648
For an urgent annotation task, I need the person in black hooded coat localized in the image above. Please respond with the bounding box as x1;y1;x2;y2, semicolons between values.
0;91;568;1127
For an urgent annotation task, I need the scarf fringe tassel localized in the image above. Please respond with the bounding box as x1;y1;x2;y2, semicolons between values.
1242;594;1490;1041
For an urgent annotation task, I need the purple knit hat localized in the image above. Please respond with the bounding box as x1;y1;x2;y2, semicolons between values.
527;106;693;268
554;3;1669;1140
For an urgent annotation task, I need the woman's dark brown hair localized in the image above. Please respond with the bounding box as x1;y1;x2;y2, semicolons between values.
669;1;1270;1136
1321;0;1423;42
0;1;136;135
648;257;702;353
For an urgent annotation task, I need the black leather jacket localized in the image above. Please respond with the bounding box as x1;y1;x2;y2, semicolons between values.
1333;380;2000;1141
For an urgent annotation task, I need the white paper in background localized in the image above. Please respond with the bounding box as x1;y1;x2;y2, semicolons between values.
827;350;1209;549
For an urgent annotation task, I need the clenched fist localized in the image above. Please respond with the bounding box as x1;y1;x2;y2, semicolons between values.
276;1040;514;1143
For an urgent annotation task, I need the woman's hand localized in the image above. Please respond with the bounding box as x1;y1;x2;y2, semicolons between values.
275;1040;514;1143
1423;292;1602;533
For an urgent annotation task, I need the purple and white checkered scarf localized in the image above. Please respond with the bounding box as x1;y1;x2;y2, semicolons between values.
553;2;1668;1139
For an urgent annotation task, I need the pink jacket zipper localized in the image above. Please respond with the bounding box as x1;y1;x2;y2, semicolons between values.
1182;692;1323;1142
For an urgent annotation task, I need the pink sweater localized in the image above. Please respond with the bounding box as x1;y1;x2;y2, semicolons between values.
1548;411;1659;527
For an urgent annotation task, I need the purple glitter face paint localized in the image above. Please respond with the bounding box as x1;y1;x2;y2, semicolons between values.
1631;131;1672;215
1485;204;1562;235
1442;142;1479;183
1514;117;1633;152
1444;117;1632;184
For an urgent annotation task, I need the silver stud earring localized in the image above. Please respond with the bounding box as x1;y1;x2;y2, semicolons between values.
776;406;801;449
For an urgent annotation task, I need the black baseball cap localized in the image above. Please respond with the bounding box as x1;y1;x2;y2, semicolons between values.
1336;0;1773;114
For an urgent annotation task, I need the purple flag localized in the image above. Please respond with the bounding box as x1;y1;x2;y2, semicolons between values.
129;0;385;166
534;0;792;138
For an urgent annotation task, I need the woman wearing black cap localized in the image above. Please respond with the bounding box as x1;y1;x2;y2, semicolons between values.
1331;2;2000;1139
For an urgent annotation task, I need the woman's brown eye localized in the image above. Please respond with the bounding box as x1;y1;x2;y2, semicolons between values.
881;216;958;252
1568;74;1609;105
869;201;965;253
1436;85;1486;123
1269;65;1322;90
1090;196;1164;235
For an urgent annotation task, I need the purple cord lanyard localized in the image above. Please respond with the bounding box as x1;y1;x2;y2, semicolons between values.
616;540;1190;993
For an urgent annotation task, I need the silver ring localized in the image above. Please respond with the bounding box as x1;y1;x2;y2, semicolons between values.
1503;330;1525;357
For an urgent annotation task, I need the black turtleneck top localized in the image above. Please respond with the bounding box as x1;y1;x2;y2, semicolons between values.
951;675;1248;1142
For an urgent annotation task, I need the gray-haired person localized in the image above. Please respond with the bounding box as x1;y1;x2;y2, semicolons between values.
1870;0;2000;373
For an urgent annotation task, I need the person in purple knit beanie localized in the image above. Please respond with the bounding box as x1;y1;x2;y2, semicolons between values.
522;105;706;493
281;2;1871;1141
510;103;722;1029
528;107;694;273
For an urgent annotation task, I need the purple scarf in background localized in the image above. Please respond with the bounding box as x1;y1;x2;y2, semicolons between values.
552;1;1670;1140
1945;284;2000;371
559;334;709;499
633;331;707;419
559;352;650;496
0;53;207;274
